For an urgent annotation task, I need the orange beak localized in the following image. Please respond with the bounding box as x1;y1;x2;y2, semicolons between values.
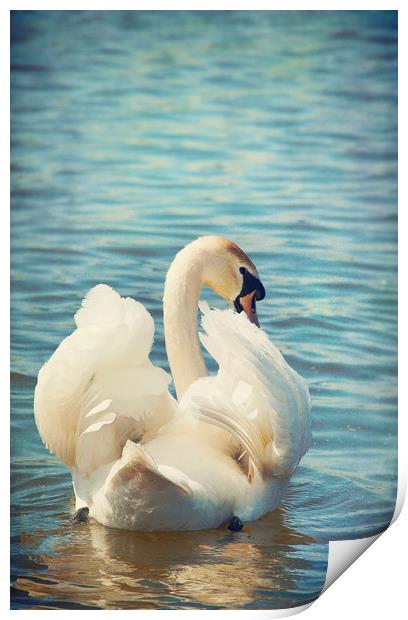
239;291;260;327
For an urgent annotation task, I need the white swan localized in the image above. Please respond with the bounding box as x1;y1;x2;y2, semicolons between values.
34;236;311;531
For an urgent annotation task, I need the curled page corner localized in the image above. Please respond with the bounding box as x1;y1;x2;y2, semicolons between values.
322;468;406;595
323;534;381;593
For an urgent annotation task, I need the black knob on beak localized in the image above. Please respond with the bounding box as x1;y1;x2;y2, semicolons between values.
234;267;265;312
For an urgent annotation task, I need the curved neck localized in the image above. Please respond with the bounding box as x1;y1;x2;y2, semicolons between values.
163;245;207;400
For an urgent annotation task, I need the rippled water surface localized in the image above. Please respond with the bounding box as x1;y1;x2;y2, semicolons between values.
11;10;397;610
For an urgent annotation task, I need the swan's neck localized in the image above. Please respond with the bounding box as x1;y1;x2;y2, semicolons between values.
163;245;207;400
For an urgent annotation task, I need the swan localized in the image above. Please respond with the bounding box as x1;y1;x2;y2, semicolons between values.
34;235;311;531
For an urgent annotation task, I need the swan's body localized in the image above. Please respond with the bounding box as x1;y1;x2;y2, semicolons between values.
34;236;311;531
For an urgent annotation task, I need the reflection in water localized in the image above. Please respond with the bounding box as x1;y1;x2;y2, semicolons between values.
15;506;322;609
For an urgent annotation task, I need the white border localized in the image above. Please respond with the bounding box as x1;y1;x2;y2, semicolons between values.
4;3;404;619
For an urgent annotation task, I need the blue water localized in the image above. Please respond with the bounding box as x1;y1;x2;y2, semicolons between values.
11;10;397;610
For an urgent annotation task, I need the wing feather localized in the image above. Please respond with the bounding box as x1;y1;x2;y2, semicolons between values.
34;284;175;474
181;303;311;479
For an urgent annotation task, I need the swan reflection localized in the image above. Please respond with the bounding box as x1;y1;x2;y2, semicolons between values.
15;506;323;609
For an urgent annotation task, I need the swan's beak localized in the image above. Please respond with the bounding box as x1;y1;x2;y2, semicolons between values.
239;291;260;327
234;269;265;327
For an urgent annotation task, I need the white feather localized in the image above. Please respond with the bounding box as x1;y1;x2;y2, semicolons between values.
180;305;311;480
34;284;173;472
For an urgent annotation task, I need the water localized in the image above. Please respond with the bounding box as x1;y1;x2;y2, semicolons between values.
11;10;397;610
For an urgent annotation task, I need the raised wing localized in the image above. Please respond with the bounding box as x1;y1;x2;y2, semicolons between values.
34;285;176;476
180;303;311;480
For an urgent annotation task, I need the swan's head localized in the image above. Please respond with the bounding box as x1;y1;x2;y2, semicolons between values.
199;236;266;327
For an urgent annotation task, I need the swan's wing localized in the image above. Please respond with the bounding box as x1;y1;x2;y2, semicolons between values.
34;285;176;476
180;303;311;480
